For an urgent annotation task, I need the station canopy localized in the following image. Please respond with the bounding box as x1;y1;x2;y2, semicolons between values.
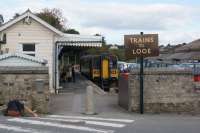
56;34;102;47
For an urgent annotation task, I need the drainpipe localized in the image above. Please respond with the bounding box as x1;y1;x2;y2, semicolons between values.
55;42;58;94
0;43;1;54
0;33;3;53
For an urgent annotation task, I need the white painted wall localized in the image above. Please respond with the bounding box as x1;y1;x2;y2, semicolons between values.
0;18;58;92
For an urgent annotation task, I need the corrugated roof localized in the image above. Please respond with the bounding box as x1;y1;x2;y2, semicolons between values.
147;39;200;61
175;39;200;52
56;34;102;47
165;53;186;60
146;54;172;60
163;52;200;60
0;53;47;64
146;52;200;61
166;39;200;60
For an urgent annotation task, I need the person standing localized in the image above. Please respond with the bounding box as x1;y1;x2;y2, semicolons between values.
67;65;72;82
72;64;76;83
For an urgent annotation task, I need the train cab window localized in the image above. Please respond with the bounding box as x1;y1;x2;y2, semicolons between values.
93;57;100;69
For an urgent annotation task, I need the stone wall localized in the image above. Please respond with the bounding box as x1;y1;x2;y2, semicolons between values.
0;67;50;113
127;70;200;114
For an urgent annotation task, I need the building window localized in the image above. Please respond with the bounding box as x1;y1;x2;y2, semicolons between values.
0;33;6;44
2;33;6;44
22;43;35;56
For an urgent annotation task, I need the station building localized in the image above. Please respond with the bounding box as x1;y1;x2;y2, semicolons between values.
0;10;102;93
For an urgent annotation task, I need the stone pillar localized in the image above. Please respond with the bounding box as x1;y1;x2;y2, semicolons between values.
85;86;96;115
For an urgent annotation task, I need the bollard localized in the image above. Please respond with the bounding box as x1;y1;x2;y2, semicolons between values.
85;85;96;115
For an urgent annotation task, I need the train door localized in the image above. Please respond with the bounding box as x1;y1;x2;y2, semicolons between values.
102;59;109;79
101;57;110;91
92;56;101;81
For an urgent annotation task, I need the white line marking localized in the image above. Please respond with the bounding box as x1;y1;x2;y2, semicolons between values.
49;115;134;123
38;117;125;128
37;117;85;123
86;121;125;128
0;123;40;133
8;118;114;133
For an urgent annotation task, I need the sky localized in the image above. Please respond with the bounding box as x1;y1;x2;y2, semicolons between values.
0;0;200;45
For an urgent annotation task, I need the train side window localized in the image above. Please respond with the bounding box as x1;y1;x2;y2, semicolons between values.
110;61;113;68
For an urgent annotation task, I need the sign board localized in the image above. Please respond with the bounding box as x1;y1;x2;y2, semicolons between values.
124;34;159;59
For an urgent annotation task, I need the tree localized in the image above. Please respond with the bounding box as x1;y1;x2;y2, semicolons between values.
94;34;106;46
86;34;109;55
109;49;125;61
13;13;20;19
64;29;79;34
94;33;101;36
12;8;80;33
0;14;3;25
36;8;66;31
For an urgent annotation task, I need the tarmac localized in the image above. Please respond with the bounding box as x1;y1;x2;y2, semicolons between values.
49;73;131;117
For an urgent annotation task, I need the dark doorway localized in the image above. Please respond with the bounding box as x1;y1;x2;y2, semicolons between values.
58;46;88;90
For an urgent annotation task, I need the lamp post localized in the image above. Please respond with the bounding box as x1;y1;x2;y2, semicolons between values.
140;32;144;114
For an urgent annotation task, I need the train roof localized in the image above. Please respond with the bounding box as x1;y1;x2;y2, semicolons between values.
80;54;117;59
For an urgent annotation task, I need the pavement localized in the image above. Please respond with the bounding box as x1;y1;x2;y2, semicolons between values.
50;73;125;116
1;73;200;133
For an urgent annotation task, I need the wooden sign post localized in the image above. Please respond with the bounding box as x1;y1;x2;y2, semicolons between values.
124;32;159;114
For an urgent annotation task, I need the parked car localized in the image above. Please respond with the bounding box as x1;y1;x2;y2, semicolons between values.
126;63;140;71
117;61;140;72
168;63;200;70
168;64;186;70
118;61;128;72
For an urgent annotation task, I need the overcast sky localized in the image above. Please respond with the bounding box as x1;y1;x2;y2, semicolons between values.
1;0;200;45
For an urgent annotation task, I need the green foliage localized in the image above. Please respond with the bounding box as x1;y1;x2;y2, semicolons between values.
63;29;79;34
86;45;109;55
86;37;125;61
86;34;126;60
0;14;3;25
36;8;81;34
94;33;101;36
86;34;109;55
36;8;66;31
86;46;125;61
109;49;125;61
13;13;20;19
86;48;99;55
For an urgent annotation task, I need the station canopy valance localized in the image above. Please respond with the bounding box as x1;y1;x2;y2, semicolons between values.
56;34;102;47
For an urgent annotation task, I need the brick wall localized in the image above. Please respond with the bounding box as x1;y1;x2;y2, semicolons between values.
0;67;50;113
127;70;200;114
